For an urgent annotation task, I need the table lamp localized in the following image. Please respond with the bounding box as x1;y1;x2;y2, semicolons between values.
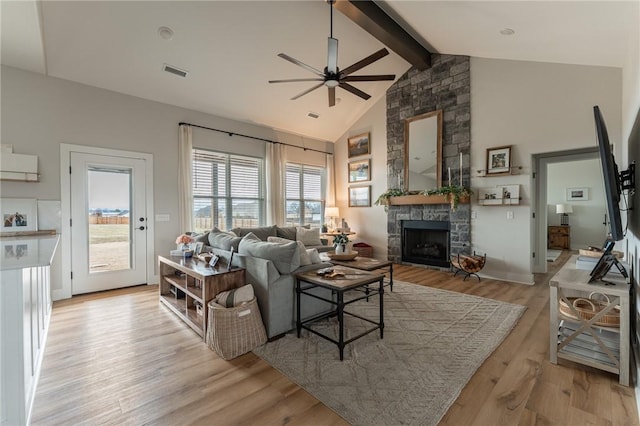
556;203;573;226
325;206;340;231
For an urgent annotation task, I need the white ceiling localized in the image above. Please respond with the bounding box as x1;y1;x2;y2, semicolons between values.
1;1;637;142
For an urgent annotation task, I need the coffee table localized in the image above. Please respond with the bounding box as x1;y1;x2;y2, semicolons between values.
328;256;394;291
295;266;384;360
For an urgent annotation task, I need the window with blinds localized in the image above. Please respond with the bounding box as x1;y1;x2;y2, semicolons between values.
285;163;325;227
192;149;264;232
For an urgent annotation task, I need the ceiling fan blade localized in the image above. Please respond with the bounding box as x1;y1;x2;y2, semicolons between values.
340;48;390;77
269;78;324;83
342;74;396;82
277;53;324;77
291;82;325;100
339;82;371;100
328;87;336;107
327;37;338;74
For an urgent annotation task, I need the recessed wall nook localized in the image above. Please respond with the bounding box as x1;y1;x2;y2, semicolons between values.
386;54;471;265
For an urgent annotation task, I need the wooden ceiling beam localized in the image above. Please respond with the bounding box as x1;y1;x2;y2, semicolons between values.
334;0;431;70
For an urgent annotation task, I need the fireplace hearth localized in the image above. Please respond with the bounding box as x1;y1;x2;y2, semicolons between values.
401;220;450;267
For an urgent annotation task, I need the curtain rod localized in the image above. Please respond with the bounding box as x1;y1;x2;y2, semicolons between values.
179;122;332;155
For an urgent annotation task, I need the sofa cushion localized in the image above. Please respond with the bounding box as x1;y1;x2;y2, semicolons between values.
267;236;311;266
239;233;300;274
208;230;241;251
232;225;277;241
296;226;322;247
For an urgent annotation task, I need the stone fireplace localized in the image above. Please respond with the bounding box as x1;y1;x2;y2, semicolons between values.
386;54;472;264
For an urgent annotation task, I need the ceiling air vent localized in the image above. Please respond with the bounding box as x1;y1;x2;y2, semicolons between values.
162;63;188;78
307;112;320;119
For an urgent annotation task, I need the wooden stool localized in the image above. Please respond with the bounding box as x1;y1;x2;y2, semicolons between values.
451;251;486;281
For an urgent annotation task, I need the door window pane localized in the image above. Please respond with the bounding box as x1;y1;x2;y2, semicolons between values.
87;168;132;273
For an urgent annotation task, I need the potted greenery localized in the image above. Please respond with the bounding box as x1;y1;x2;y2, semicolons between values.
321;223;328;233
424;185;473;210
332;233;350;254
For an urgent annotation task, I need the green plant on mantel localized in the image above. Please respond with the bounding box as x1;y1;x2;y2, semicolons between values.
424;185;474;210
374;188;407;206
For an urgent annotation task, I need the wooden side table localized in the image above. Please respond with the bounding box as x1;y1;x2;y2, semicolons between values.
158;256;245;340
548;225;570;249
549;255;630;386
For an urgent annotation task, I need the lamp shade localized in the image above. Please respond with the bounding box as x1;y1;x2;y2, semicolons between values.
325;206;340;218
556;203;573;214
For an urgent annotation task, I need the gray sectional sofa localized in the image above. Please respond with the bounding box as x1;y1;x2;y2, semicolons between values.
195;225;334;339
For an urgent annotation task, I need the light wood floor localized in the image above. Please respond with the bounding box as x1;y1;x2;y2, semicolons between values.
32;252;638;425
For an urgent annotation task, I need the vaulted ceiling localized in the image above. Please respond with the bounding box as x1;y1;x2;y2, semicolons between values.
1;1;636;142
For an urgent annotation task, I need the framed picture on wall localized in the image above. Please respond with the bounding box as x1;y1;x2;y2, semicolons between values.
566;187;589;201
486;145;512;175
348;159;371;183
347;133;370;158
349;186;371;207
1;198;38;233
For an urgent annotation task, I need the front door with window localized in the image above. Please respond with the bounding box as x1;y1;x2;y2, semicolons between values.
70;152;147;294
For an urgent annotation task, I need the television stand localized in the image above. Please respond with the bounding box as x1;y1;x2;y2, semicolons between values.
549;255;630;386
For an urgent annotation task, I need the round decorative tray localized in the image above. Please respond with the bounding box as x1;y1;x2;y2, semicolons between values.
327;251;358;261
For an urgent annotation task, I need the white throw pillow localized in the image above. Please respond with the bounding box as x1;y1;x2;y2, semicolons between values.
268;236;311;266
296;226;322;247
307;248;322;264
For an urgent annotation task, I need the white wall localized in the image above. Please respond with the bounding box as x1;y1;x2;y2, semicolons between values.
547;159;606;249
0;65;331;296
470;58;622;283
616;1;640;415
334;97;388;259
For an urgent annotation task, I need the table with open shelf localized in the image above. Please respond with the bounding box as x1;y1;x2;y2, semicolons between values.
158;255;245;340
549;255;630;386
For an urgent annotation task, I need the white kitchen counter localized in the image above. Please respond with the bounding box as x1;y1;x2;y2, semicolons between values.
1;234;59;425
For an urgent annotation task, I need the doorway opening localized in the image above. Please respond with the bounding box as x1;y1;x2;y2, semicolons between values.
532;147;606;273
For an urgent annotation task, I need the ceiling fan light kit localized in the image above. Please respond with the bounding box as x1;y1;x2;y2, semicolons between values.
268;0;395;107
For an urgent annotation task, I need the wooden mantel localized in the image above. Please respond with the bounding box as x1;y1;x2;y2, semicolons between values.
386;194;470;206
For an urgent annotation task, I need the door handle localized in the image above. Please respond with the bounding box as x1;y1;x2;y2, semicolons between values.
138;226;146;231
139;217;145;222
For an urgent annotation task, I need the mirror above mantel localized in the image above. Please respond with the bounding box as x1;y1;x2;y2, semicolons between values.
404;110;442;191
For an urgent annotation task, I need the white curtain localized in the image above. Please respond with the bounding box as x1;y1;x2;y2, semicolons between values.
178;124;193;232
266;142;285;225
325;153;336;207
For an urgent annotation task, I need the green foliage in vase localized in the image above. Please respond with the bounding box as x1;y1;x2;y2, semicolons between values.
332;233;350;246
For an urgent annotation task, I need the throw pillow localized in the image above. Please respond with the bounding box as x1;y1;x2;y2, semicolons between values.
306;248;322;264
215;284;255;308
276;224;309;240
192;231;211;244
208;230;241;251
296;226;322;247
239;233;301;273
267;236;311;266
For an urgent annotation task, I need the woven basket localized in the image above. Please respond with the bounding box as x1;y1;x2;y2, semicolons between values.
558;292;620;327
207;297;267;360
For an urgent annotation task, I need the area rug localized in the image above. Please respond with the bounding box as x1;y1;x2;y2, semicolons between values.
547;249;562;262
252;281;526;426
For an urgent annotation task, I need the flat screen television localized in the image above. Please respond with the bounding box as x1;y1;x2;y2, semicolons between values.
593;105;624;241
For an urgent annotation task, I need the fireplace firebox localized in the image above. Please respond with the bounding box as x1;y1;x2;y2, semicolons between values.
401;220;450;267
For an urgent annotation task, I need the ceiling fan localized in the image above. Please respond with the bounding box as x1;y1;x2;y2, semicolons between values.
268;0;395;107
